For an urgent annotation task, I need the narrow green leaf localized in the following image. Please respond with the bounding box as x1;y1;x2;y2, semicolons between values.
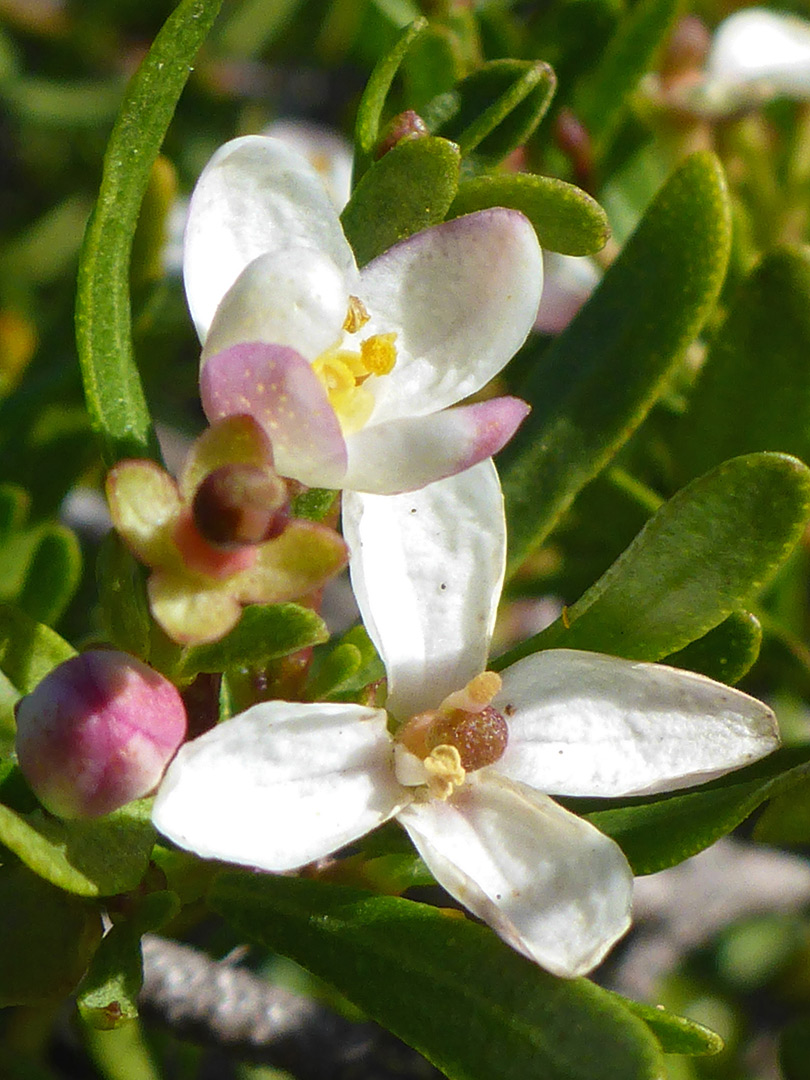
665;611;762;686
325;624;386;699
354;17;428;178
18;525;82;627
96;533;152;662
674;246;810;481
175;603;329;679
501;152;732;574
211;873;665;1080
610;994;724;1056
75;0;224;465
753;773;810;846
0;862;102;1007
0;483;29;543
0;603;75;694
305;642;363;700
498;454;810;666
341;135;460;267
0;800;156;898
449;172;609;255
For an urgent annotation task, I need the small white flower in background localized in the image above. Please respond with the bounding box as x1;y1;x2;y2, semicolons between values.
152;464;779;979
183;135;540;497
534;252;601;336
262;119;353;210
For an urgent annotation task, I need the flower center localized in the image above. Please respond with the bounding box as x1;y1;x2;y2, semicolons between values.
311;298;398;435
192;464;290;549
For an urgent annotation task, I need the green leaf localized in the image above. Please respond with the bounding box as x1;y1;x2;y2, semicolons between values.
0;799;156;898
77;890;180;1029
674;246;810;482
577;747;810;875
448;173;609;255
0;483;28;543
290;487;337;523
354;17;428;179
501;152;732;574
341;135;460;267
175;603;329;679
74;0;224;466
17;525;82;627
0;862;102;1006
498;454;810;666
211;873;665;1080
753;772;810;846
96;533;152;662
306;642;363;700
575;0;679;155
323;624;386;699
665;611;762;686
0;603;75;694
435;59;556;162
610;994;723;1056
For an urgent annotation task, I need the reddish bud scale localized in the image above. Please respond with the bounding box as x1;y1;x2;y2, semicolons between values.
426;706;509;772
375;110;429;158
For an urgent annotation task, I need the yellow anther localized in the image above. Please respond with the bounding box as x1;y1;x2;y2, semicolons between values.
440;671;502;715
423;744;466;801
312;352;356;396
360;333;397;377
343;295;371;333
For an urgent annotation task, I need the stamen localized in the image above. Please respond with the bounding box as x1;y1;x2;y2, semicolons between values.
440;671;502;714
343;296;370;333
423;744;466;800
359;333;397;377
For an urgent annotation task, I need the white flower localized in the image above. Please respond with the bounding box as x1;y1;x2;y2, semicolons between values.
534;252;600;336
152;463;780;978
183;135;541;496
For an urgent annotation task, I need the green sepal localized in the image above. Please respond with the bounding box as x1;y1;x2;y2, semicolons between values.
211;872;665;1080
576;747;810;875
497;454;810;667
449;172;609;255
96;532;152;662
610;993;724;1056
665;611;762;686
341;135;460;268
501;152;732;574
0;799;156;898
434;58;556;162
174;602;329;680
75;0;224;465
77;890;180;1029
353;17;428;181
0;861;102;1007
0;603;75;694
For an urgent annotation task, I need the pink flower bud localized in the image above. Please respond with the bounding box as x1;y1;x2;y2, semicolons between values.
15;651;187;819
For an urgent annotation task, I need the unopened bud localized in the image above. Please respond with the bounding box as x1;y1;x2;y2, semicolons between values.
15;651;187;819
376;110;429;158
192;464;290;549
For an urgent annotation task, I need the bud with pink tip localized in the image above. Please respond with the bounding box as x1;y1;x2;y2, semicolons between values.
15;650;187;819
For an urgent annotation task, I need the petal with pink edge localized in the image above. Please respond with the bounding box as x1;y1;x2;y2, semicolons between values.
342;397;529;495
343;460;505;721
152;702;408;870
357;209;543;425
184;135;357;342
200;342;348;488
397;772;633;978
496;649;780;798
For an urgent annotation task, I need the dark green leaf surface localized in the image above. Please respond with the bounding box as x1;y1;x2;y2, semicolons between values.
211;873;664;1080
0;799;156;897
611;994;723;1056
18;525;82;626
341;135;460;267
665;611;762;686
449;173;609;255
498;454;810;666
501;152;732;574
0;604;75;694
175;603;329;679
96;533;152;662
74;0;223;465
753;772;810;846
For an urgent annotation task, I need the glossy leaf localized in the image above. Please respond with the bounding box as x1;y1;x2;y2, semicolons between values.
611;994;723;1056
175;603;329;679
341;135;460;268
0;800;156;898
0;604;75;694
74;0;223;465
211;872;665;1080
665;611;762;686
449;173;609;256
498;454;810;666
501;152;732;574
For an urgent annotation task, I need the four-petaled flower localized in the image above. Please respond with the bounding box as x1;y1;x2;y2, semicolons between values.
106;415;347;646
183;135;541;497
152;464;779;977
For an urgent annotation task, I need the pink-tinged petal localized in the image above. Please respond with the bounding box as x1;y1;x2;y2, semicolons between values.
201;248;347;365
200;341;348;488
147;571;243;646
106;460;182;567
496;649;780;798
152;702;408;870
231;519;348;604
184;135;357;342
535;253;600;335
179;415;275;502
343;461;505;721
342;397;529;495
397;772;633;978
357;209;543;425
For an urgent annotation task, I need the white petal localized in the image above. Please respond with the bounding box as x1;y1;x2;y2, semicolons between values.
152;702;408;870
358;210;543;424
706;9;810;101
184;135;357;342
397;772;633;978
496;649;780;798
201;248;348;364
534;252;600;335
343;461;506;721
262;119;353;210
